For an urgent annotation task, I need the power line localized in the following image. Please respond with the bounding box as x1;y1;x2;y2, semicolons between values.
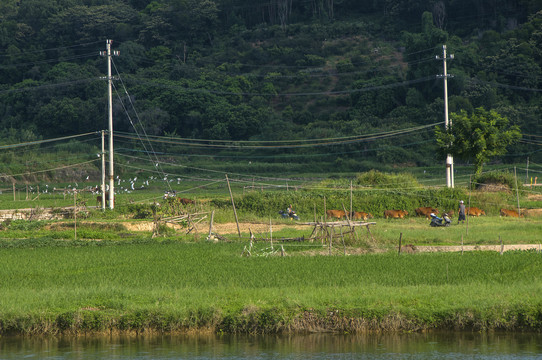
0;132;99;150
466;77;542;93
116;121;440;145
114;122;440;149
112;58;173;193
0;159;98;180
0;52;99;69
0;78;101;95
0;40;104;56
123;74;435;97
114;138;436;160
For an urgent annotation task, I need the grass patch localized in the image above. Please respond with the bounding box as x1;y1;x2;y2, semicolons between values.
0;242;541;334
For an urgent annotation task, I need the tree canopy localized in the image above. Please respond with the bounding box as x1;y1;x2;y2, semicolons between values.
0;0;540;172
435;108;522;174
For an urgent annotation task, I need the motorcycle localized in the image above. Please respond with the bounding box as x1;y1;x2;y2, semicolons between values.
430;213;451;227
279;210;299;220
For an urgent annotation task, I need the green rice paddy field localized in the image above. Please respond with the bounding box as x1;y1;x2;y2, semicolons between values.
0;177;541;335
0;241;541;335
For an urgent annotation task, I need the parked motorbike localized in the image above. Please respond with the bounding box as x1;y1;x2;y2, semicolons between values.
279;210;299;220
430;213;451;227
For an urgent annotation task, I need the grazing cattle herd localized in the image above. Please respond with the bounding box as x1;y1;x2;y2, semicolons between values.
321;204;518;222
90;184;524;223
320;203;528;222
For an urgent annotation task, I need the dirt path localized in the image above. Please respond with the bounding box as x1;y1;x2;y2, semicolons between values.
122;221;309;234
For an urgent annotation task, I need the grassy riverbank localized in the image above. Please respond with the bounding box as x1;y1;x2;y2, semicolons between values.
1;240;541;335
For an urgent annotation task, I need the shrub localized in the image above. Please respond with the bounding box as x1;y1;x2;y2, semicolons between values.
355;170;421;189
473;171;517;192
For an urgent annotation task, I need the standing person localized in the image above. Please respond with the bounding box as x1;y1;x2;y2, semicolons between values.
458;200;466;224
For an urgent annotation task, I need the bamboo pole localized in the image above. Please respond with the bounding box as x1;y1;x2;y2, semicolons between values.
340;225;346;256
225;174;241;237
74;190;77;241
329;227;332;256
350;180;353;220
466;175;472;236
270;217;273;251
323;196;327;246
208;210;215;238
514;166;521;217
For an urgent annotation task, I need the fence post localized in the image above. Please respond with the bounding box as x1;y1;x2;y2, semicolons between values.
74;190;77;241
225;174;241;238
398;232;403;254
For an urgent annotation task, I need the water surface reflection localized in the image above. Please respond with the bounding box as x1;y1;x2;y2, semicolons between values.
0;332;541;359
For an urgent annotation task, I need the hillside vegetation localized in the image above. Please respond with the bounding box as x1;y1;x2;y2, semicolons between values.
0;0;540;179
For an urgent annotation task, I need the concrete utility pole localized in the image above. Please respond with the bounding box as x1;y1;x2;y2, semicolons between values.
101;130;106;210
437;45;454;188
100;40;119;209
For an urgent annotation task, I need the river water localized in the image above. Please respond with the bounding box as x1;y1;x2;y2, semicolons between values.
0;332;541;359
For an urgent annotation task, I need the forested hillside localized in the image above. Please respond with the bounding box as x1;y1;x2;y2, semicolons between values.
0;0;541;176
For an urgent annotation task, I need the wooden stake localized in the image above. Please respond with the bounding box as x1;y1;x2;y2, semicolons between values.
514;166;521;217
13;183;15;202
500;236;504;255
74;190;77;241
270;218;273;251
225;174;241;237
350;180;353;220
340;225;346;256
208;210;215;238
342;202;358;243
467;175;472;236
461;234;464;255
398;232;403;254
322;196;331;246
329;228;332;256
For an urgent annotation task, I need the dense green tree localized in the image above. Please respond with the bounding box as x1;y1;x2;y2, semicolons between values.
435;108;521;174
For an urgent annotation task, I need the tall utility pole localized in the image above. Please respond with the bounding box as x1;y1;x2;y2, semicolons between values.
101;130;106;210
437;45;454;188
100;40;119;209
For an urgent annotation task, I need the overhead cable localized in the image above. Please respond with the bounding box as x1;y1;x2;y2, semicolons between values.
0;132;100;150
124;75;435;97
114;122;441;149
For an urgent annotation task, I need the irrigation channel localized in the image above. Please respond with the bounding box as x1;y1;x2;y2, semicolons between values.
1;332;541;359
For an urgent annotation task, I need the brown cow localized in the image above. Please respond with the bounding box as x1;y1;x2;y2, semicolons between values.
415;206;438;218
351;211;373;220
466;207;486;216
500;208;522;217
326;209;346;219
96;192;114;207
384;209;408;219
178;198;195;205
